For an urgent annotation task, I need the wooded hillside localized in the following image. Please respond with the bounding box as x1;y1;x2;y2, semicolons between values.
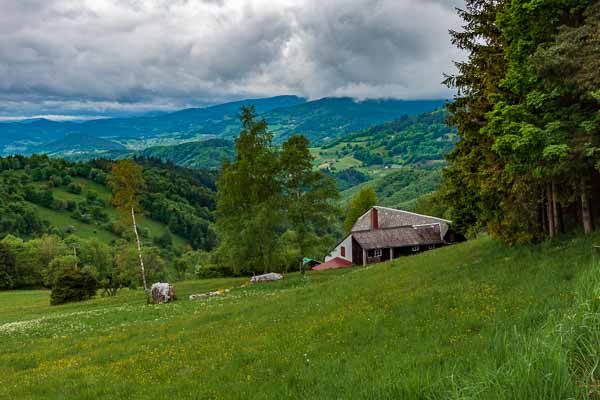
443;0;600;243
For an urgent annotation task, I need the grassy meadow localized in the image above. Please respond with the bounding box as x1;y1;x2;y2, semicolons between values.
2;235;600;399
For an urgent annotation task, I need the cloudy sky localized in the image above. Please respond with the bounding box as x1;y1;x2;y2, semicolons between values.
0;0;465;119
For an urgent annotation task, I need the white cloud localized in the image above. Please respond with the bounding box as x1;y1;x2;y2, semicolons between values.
0;0;465;116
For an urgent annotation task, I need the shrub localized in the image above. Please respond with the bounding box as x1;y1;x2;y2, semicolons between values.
154;231;173;248
50;266;97;305
0;243;16;289
44;255;79;287
66;200;77;212
67;183;83;194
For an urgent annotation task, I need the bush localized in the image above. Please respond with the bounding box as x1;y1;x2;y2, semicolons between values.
44;255;79;287
0;243;16;289
66;200;77;212
50;266;97;305
67;183;83;194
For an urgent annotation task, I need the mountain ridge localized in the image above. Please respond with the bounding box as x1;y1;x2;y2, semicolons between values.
0;96;447;155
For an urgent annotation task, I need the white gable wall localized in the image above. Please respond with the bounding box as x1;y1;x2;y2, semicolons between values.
324;234;353;263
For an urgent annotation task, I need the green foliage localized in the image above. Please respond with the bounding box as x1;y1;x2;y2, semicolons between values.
45;255;79;287
414;191;451;220
50;265;97;305
321;109;457;167
108;159;145;215
443;0;600;242
0;242;15;289
0;154;217;251
324;168;370;191
216;108;338;274
341;167;442;212
344;186;377;233
140;139;235;170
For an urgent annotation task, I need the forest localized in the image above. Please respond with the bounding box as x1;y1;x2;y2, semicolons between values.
322;108;458;167
0;154;222;292
441;0;600;243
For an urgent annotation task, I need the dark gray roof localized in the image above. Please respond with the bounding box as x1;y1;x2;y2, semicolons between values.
352;225;443;250
351;206;450;233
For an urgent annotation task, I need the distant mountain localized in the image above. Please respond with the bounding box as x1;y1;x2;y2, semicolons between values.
0;95;447;154
0;118;78;150
140;139;235;170
32;133;126;156
0;96;305;154
264;98;447;144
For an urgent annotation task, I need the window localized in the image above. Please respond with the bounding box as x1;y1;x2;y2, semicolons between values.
373;248;382;257
411;246;420;252
341;246;346;257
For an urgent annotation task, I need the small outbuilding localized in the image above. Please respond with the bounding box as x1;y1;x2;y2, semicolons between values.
312;257;353;271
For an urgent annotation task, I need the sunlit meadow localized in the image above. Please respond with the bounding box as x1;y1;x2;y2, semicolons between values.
2;235;600;399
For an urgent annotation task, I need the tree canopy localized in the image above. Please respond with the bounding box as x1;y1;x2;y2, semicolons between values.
443;0;600;243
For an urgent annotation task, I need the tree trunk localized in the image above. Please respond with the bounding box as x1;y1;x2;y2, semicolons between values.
581;177;593;234
131;207;149;303
540;200;546;240
552;181;559;237
547;184;555;239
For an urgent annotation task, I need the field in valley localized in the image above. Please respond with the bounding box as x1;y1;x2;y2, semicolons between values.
2;235;600;399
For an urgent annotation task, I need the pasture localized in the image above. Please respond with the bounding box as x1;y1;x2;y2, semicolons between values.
1;235;600;399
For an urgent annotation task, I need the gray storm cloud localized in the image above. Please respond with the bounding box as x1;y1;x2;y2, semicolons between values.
0;0;465;117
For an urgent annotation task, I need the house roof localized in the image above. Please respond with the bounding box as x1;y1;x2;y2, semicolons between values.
312;257;353;271
351;206;451;233
352;225;443;250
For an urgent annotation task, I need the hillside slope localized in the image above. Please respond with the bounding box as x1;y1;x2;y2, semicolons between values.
0;155;218;250
31;133;126;156
1;234;598;399
316;108;457;169
140;139;235;170
0;97;446;154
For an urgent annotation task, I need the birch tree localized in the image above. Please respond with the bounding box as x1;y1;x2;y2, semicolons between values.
108;160;149;302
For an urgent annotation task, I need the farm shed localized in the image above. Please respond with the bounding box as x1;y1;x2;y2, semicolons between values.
324;206;465;266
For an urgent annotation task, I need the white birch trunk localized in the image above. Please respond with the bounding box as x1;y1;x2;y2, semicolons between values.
131;207;149;302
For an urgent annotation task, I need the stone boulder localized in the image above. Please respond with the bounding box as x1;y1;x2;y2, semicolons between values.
151;282;175;304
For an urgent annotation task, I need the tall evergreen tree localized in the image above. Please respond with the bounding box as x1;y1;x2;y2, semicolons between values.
444;0;597;243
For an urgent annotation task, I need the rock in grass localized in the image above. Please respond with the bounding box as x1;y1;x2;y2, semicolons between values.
250;273;283;283
151;282;175;304
189;288;230;300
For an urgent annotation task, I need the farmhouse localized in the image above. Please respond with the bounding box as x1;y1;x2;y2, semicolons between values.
320;206;464;269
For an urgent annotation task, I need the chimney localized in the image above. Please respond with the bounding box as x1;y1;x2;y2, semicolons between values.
371;207;379;230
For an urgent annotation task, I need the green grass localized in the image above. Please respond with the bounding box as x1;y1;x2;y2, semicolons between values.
1;235;600;399
310;145;364;171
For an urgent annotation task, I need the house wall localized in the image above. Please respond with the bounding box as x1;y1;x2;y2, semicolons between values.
352;237;363;266
324;234;353;263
